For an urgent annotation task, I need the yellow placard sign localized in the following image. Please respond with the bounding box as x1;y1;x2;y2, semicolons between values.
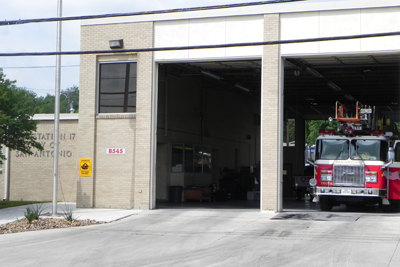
79;158;92;177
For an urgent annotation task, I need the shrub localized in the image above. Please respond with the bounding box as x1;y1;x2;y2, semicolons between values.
24;204;43;223
62;205;79;222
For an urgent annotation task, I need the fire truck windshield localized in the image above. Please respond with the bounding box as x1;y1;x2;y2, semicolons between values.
350;140;388;161
316;139;389;161
315;139;349;160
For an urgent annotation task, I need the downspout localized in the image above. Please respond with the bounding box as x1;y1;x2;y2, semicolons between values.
277;57;284;212
3;147;10;201
164;79;168;137
150;62;159;209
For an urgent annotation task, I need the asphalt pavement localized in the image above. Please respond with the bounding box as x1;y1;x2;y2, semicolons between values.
0;202;400;266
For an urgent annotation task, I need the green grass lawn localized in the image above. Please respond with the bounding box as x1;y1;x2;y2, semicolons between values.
0;201;45;210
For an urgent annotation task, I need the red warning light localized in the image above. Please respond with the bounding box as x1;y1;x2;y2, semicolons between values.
319;129;335;135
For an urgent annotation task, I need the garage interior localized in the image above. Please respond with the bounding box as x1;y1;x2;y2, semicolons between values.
155;52;400;210
156;60;262;209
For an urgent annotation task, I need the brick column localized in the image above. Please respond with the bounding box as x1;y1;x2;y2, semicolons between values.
133;52;154;210
76;52;97;208
261;14;282;211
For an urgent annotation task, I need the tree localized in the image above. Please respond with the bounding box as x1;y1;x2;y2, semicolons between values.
35;86;79;114
0;72;43;164
283;120;295;145
305;120;338;145
35;94;56;114
61;86;79;113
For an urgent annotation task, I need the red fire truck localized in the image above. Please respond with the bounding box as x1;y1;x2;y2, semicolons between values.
309;101;400;212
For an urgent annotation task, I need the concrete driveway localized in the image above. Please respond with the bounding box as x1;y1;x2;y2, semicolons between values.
0;208;399;266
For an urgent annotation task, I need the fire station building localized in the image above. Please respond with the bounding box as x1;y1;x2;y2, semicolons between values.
3;0;400;212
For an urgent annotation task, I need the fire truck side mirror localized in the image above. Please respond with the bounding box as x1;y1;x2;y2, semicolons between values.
381;159;393;170
306;160;316;167
388;147;395;161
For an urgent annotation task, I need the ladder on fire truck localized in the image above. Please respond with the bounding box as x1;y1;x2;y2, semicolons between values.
332;101;397;136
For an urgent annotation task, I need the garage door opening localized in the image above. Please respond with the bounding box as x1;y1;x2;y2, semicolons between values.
283;53;400;212
155;60;261;209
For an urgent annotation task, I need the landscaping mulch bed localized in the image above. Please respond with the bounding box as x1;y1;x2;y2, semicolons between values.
0;218;104;235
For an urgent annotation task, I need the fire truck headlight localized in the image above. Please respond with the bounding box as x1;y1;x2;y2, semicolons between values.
365;172;377;183
320;170;332;181
309;178;317;187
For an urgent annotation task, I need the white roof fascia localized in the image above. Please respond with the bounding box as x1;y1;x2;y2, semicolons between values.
33;114;79;121
81;0;400;26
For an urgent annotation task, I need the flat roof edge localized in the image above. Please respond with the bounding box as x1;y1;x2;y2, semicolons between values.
81;0;400;26
33;114;79;121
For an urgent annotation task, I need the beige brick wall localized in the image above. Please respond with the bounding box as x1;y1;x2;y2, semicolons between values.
261;14;281;211
94;116;136;208
0;118;78;202
78;22;154;209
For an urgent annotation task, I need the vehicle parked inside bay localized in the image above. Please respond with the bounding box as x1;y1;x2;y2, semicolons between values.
308;101;400;212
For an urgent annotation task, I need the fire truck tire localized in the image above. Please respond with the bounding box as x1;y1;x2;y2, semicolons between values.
381;204;393;213
390;200;400;213
381;200;400;213
319;196;332;211
392;200;400;213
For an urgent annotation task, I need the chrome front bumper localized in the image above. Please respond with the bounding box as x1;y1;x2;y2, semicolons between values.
312;187;386;197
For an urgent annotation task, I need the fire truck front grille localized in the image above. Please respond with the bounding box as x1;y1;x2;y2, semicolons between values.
333;165;364;187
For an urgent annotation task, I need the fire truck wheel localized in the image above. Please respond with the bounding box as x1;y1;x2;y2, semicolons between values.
393;200;400;213
381;204;393;213
381;200;400;213
319;196;332;211
389;200;400;213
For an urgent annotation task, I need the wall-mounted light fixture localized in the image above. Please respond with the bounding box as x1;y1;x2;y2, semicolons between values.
235;84;250;92
109;39;124;49
327;81;342;91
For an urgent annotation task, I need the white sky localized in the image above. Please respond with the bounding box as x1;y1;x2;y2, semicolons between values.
0;0;258;97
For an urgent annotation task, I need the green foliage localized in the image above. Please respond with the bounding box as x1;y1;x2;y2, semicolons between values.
36;86;79;114
283;119;337;146
62;205;79;222
35;94;56;114
395;122;400;134
24;204;44;224
0;70;78;164
0;72;43;164
284;120;296;144
305;120;338;145
61;86;79;113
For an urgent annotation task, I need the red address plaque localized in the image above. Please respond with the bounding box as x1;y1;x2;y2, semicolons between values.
106;148;126;155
